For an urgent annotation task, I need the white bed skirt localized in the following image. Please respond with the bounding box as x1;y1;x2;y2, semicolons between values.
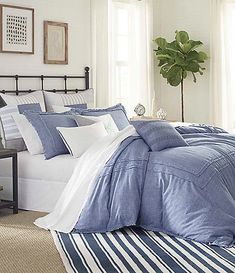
0;151;78;212
0;177;66;212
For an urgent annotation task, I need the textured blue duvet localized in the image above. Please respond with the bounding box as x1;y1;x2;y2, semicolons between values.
74;125;235;247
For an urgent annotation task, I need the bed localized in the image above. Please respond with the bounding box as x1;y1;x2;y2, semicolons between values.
1;68;234;249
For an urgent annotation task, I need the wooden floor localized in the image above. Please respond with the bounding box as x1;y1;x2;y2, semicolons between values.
0;209;66;273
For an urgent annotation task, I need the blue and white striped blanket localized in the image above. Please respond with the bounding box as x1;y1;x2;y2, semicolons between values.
52;227;235;273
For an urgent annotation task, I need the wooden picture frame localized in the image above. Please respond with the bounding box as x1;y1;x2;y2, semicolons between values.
44;21;68;65
0;4;34;54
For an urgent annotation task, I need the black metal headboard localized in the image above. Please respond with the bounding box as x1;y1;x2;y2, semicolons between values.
0;66;90;95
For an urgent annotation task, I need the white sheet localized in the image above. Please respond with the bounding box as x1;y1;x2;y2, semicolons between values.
34;125;136;233
0;151;79;212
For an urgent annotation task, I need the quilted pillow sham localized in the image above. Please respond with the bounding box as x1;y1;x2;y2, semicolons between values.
0;103;42;151
24;112;78;159
72;104;130;130
132;120;188;151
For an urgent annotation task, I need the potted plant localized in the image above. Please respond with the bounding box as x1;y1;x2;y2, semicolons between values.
154;30;208;122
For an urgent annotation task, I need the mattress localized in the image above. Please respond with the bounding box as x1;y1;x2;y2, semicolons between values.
0;151;79;212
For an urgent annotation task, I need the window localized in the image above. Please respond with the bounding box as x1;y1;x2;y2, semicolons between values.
109;0;153;117
110;3;130;111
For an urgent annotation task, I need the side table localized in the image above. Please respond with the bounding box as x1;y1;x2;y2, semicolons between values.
0;149;18;214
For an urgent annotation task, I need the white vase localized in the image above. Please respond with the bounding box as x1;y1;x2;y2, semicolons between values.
157;108;167;120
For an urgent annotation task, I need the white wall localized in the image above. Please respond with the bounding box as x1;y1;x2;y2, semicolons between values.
153;0;211;123
0;0;212;121
0;0;91;90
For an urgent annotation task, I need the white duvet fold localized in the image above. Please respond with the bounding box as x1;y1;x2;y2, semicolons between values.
34;125;136;233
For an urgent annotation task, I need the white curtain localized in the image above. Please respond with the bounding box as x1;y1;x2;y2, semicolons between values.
91;0;154;116
90;0;110;108
210;0;235;131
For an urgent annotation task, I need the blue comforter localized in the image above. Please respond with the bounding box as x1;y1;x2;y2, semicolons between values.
74;125;235;247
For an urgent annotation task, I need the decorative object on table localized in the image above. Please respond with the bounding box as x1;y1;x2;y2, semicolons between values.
0;4;34;54
157;108;167;120
154;30;208;122
44;21;68;64
134;103;146;117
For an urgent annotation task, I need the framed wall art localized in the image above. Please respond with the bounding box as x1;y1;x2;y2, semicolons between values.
0;4;34;54
44;21;68;65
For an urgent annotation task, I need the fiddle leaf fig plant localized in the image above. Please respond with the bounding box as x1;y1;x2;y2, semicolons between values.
154;30;208;122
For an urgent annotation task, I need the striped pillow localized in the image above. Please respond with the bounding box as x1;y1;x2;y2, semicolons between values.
1;91;46;111
0;103;42;151
43;89;94;112
0;106;22;141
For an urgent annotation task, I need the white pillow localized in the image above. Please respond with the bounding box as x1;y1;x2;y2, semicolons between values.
1;91;46;112
73;114;119;135
57;122;108;158
12;113;44;155
44;89;94;112
51;105;71;113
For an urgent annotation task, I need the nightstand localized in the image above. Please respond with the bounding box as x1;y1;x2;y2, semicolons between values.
0;149;18;214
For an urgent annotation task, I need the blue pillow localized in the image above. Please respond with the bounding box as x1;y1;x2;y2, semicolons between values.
24;112;78;159
72;104;130;130
132;120;188;151
65;103;87;110
18;103;42;114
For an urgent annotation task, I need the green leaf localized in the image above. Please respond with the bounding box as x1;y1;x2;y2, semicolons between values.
188;40;203;52
175;31;189;44
175;56;188;66
166;41;181;51
162;41;185;57
185;62;200;72
197;51;208;62
160;64;170;78
158;59;167;67
186;51;199;61
156;54;173;61
167;65;183;86
180;42;193;53
155;38;167;49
